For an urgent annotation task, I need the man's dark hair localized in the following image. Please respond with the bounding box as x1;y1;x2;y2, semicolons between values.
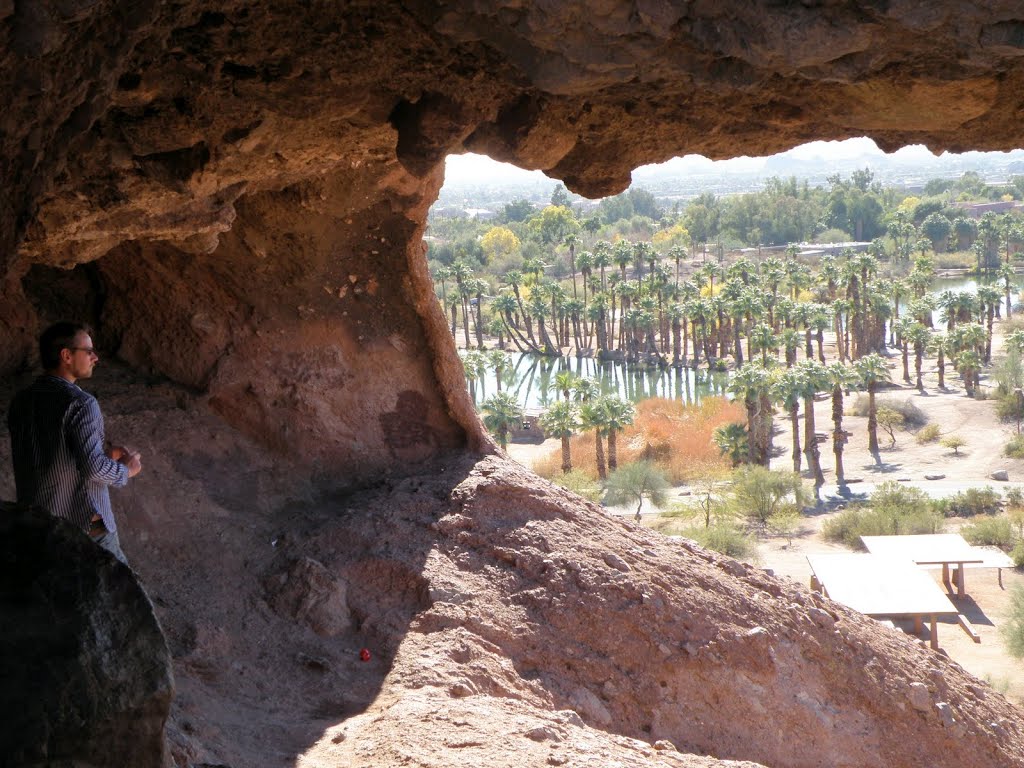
39;322;89;370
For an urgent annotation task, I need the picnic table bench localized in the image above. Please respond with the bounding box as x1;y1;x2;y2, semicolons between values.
806;553;959;649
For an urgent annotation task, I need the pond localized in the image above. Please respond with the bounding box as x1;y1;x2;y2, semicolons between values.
466;353;730;409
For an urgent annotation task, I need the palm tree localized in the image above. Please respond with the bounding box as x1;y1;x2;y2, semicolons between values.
795;359;828;495
977;283;1002;362
563;233;581;301
480;391;523;450
1000;262;1016;319
580;399;610;479
955;349;983;397
728;363;773;466
825;361;857;491
668;244;687;288
893;316;914;383
928;332;951;390
905;323;930;391
713;422;748;468
540;400;581;473
854;353;890;459
601;395;635;471
554;370;578;402
488;349;512;393
771;367;804;473
750;323;777;366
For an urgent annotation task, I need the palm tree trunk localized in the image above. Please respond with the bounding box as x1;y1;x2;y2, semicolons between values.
608;429;619;470
790;402;801;473
832;387;846;489
803;394;824;489
867;385;880;456
594;432;607;480
561;436;572;473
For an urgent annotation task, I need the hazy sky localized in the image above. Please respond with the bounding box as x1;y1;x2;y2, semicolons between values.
442;137;938;185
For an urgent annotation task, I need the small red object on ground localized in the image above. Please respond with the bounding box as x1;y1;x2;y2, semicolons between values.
359;648;371;662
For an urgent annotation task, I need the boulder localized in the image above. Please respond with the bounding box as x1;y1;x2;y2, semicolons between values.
0;503;173;767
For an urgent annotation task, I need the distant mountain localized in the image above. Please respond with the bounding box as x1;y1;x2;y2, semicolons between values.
438;139;1024;209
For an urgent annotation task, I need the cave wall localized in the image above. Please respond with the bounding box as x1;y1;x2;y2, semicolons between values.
6;2;1024;473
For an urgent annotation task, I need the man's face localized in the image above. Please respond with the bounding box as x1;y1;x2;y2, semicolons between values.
66;331;99;380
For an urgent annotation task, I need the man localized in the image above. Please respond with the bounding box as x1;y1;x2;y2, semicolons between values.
7;322;142;564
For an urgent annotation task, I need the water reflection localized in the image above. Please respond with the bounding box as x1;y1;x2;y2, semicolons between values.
470;353;730;408
466;273;1014;409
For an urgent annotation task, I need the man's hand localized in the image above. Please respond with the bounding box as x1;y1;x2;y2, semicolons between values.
106;444;126;461
123;451;143;478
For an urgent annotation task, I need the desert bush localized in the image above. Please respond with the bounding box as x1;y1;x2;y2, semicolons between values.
1005;435;1024;458
1013;540;1024;568
730;465;807;529
915;424;941;444
1009;505;1024;538
945;486;1002;517
549;469;603;502
604;461;670;518
961;515;1016;549
847;395;926;427
1001;586;1024;658
1007;487;1024;509
941;434;966;455
822;481;944;548
680;520;756;559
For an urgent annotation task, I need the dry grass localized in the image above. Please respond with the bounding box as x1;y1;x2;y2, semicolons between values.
532;397;742;484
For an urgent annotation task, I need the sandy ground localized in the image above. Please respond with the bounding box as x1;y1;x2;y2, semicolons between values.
508;329;1024;704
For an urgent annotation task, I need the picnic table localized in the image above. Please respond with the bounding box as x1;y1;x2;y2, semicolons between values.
806;553;959;649
861;534;995;597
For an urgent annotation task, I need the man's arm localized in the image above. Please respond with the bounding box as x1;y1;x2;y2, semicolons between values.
67;397;136;486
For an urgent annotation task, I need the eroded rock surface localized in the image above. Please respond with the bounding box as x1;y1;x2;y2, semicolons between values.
7;3;1024;473
5;3;1024;767
0;502;173;767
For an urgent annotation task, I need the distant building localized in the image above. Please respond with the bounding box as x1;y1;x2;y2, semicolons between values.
953;200;1022;218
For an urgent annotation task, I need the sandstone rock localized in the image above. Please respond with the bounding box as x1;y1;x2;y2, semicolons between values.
908;682;932;712
924;474;946;480
267;557;351;636
990;470;1010;481
602;552;631;572
0;503;172;767
936;702;956;728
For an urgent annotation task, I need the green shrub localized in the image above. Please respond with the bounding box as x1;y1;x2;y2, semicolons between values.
1013;540;1024;568
961;515;1015;549
681;521;755;559
1001;586;1024;658
1008;487;1024;508
821;482;944;548
915;424;941;444
848;395;926;426
729;465;807;529
940;434;966;454
945;486;1002;517
1005;435;1024;459
550;469;602;502
995;393;1024;422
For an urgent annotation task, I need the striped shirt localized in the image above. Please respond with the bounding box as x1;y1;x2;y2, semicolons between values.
7;375;129;533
